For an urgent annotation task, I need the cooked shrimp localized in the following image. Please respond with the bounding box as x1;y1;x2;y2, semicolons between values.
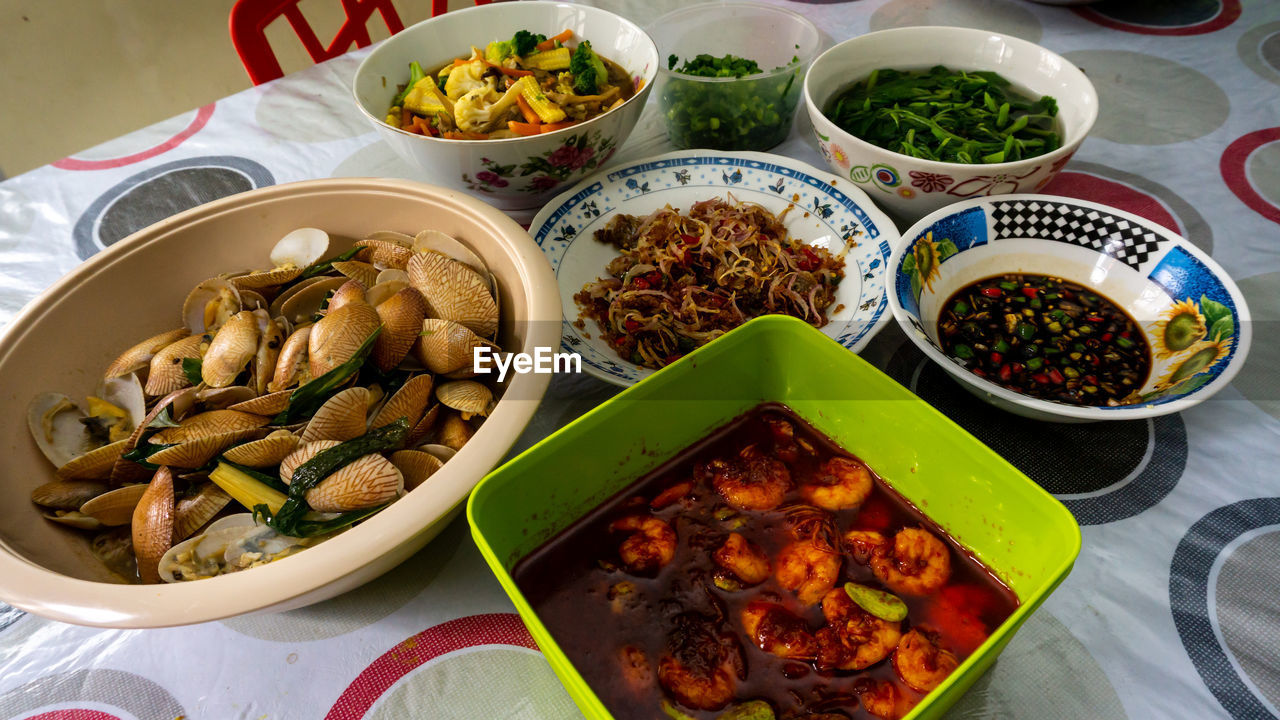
893;627;958;693
740;599;817;660
651;480;692;509
705;445;791;510
714;532;771;585
843;528;889;564
800;456;872;511
775;540;842;606
871;527;951;596
815;587;901;671
764;415;800;463
856;679;914;720
658;613;743;711
610;515;676;574
618;645;652;695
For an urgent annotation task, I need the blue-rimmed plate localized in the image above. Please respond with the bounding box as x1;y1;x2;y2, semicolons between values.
529;150;901;386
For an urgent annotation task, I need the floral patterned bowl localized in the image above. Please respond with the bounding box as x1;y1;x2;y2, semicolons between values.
352;1;658;218
888;195;1251;422
802;26;1098;224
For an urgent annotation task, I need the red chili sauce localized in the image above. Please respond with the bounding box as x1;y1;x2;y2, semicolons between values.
513;404;1019;719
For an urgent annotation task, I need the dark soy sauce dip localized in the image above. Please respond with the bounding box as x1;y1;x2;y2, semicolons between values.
513;404;1018;719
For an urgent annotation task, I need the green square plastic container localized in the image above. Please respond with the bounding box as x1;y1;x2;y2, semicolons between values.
467;315;1081;720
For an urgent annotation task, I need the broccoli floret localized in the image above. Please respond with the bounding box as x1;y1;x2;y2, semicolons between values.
392;61;426;106
512;30;546;57
486;40;515;63
570;40;608;95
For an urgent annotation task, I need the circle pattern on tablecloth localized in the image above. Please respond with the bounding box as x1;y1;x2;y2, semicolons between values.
1239;21;1280;85
1221;128;1280;225
222;513;465;641
256;55;370;143
886;339;1187;525
52;104;215;171
948;609;1128;719
0;669;185;720
869;0;1043;42
71;156;274;260
1061;51;1229;145
1232;271;1280;421
1171;499;1280;720
1041;160;1213;253
325;613;539;720
1072;0;1240;36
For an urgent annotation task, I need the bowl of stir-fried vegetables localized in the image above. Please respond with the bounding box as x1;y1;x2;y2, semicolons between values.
353;2;659;216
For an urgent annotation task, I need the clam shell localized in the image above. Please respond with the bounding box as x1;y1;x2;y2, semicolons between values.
416;318;498;375
435;380;493;419
332;260;379;289
147;429;263;468
133;466;175;584
202;310;260;387
413;230;489;277
301;387;370;443
327;279;367;313
44;510;104;531
99;373;148;433
27;393;93;468
366;279;408;308
370;374;433;430
195;385;258;409
376;268;410;286
373;288;428;372
279;276;346;326
151;410;269;445
406;404;441;446
105;328;191;379
30;480;111;510
56;439;129;481
238;288;269;312
366;230;414;247
158;515;257;582
230;266;304;290
407;252;498;337
272;227;330;268
269;275;332;318
253;310;287;395
114;388;197;484
418;443;457;462
269;325;312;393
390;449;444;491
355;238;414;270
279;440;341;483
172;483;233;542
79;483;148;526
308;302;381;377
146;334;208;396
183;278;243;334
229;389;293;416
303;454;403;512
437;413;475;451
221;429;300;467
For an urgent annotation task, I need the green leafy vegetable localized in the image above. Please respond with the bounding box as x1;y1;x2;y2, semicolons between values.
661;53;803;151
272;504;390;539
272;327;382;425
392;61;426;107
146;406;181;429
298;246;362;282
255;418;410;536
512;30;547;57
824;65;1061;164
570;40;607;95
181;357;203;386
220;460;289;493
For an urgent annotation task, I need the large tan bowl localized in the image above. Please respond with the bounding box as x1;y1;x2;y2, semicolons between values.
0;178;560;628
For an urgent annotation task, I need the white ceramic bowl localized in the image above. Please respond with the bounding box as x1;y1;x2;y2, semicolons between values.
888;195;1251;422
803;26;1098;224
353;2;659;216
0;178;560;627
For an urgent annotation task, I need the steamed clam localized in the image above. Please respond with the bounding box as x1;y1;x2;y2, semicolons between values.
27;226;507;584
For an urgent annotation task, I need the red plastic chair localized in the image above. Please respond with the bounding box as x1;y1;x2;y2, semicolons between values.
230;0;492;85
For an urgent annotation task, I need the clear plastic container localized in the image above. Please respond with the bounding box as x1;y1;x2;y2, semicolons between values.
649;3;822;151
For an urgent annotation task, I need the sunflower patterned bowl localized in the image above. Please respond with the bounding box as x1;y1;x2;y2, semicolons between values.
887;195;1251;422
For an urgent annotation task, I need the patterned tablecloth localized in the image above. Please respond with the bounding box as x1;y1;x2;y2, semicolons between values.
2;0;1279;718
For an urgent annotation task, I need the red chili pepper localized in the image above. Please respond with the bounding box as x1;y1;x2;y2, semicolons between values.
613;337;627;347
971;368;987;378
796;246;821;272
663;354;682;365
632;277;650;290
1085;374;1098;385
998;364;1012;382
1011;362;1024;373
1048;367;1065;384
1090;355;1100;366
1032;373;1050;384
681;234;699;245
1120;330;1131;338
624;319;641;332
981;287;1003;298
1020;287;1039;298
1086;315;1104;323
990;351;1004;365
1101;332;1113;342
1060;289;1074;299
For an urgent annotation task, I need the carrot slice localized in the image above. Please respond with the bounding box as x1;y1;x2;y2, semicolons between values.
400;108;413;127
483;60;534;78
516;95;542;125
537;29;573;51
507;121;543;136
539;120;578;133
443;130;489;140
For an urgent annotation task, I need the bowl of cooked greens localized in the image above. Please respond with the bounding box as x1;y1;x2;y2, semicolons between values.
0;178;560;627
888;195;1251;422
352;2;659;217
649;3;821;151
803;27;1098;223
